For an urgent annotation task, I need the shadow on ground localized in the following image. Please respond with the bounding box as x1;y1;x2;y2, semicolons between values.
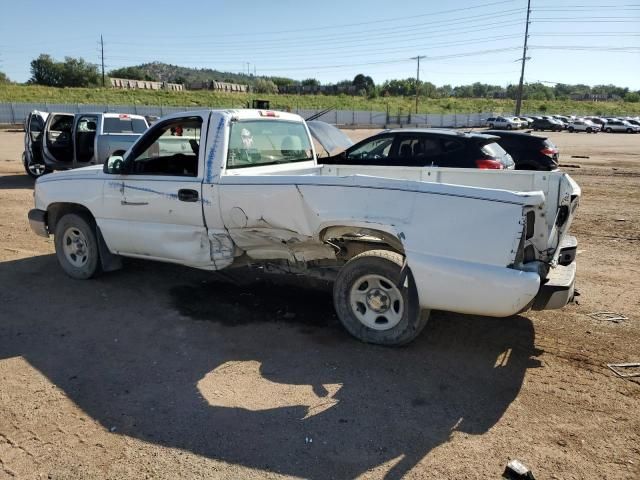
0;255;541;479
0;174;34;190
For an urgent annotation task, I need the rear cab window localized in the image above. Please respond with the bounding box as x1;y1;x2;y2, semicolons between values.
226;120;313;169
103;116;148;134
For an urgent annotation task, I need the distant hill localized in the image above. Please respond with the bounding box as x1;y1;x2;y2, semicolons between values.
123;62;281;87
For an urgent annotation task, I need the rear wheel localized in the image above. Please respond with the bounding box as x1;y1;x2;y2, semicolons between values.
54;213;101;280
568;127;575;133
506;124;513;130
586;127;592;133
23;152;49;179
626;128;633;133
333;250;429;346
606;127;612;133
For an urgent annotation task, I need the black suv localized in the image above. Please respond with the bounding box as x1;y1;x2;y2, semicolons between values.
484;130;559;171
323;129;514;169
531;118;563;132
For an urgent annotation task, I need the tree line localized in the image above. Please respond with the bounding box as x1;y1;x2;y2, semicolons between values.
3;54;639;103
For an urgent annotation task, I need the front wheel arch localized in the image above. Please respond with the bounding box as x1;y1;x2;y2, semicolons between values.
47;203;95;233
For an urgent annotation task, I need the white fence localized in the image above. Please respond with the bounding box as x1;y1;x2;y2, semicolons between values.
0;102;492;128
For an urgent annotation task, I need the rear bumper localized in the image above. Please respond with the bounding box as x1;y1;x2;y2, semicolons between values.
532;261;576;310
28;209;49;237
406;251;541;317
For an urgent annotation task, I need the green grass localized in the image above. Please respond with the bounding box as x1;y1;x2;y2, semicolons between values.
1;84;639;116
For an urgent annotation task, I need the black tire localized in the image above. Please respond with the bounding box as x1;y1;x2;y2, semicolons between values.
54;213;101;280
333;250;429;346
626;128;633;133
568;127;574;133
22;152;49;179
606;127;612;133
506;124;513;130
586;127;592;133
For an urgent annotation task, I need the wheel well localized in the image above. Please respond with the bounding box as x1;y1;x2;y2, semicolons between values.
320;226;405;260
47;203;95;233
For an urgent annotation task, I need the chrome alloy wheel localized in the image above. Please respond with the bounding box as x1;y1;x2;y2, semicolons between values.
349;274;404;331
62;227;90;268
27;162;47;177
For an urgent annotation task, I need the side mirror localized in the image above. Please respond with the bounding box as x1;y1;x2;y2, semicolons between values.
104;155;124;174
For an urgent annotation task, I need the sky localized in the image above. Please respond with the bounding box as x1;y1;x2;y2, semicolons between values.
1;0;639;89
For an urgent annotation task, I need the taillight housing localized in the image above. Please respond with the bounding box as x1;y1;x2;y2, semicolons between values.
541;147;558;156
475;158;504;169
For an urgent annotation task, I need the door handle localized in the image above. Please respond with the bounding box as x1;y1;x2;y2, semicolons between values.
178;189;199;202
121;200;149;206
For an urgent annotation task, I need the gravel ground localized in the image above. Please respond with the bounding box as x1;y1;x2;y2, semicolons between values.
0;128;638;479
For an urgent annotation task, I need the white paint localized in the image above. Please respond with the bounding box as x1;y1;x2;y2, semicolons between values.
33;109;581;319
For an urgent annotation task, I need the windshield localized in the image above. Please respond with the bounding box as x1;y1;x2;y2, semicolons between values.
103;117;148;134
227;120;313;169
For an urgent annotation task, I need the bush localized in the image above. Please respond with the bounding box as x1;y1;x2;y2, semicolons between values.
624;92;640;103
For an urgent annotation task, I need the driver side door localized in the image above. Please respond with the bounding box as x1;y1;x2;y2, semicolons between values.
100;115;213;268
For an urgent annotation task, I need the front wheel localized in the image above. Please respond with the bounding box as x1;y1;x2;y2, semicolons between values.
54;213;101;280
568;127;575;133
506;124;513;130
606;127;612;133
626;128;633;133
333;250;429;346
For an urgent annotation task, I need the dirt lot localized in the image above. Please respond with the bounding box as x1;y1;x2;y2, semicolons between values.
0;129;638;479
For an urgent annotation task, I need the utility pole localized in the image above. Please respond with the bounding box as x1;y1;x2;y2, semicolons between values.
100;34;105;88
410;55;426;114
515;0;531;115
246;62;250;76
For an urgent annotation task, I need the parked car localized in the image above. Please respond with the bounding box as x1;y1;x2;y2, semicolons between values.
27;109;580;346
602;120;640;133
483;130;559;171
517;117;534;127
623;119;640;127
567;120;601;133
585;117;607;129
322;129;515;169
532;118;563;132
484;116;523;130
22;110;49;178
40;112;149;173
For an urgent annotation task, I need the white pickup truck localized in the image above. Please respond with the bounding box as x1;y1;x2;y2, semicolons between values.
28;109;580;346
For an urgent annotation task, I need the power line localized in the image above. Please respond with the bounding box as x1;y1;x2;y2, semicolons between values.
120;0;516;40
106;12;525;52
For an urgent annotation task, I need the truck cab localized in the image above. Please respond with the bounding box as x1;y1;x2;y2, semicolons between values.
41;112;149;171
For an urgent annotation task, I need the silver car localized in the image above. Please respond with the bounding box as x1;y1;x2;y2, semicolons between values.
602;120;640;133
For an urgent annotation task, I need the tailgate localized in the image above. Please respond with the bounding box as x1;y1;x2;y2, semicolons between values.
547;173;580;266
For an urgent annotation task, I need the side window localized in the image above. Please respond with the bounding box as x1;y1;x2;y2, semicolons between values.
77;116;97;133
442;139;464;154
29;116;44;141
346;136;393;161
396;136;442;165
128;117;201;177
